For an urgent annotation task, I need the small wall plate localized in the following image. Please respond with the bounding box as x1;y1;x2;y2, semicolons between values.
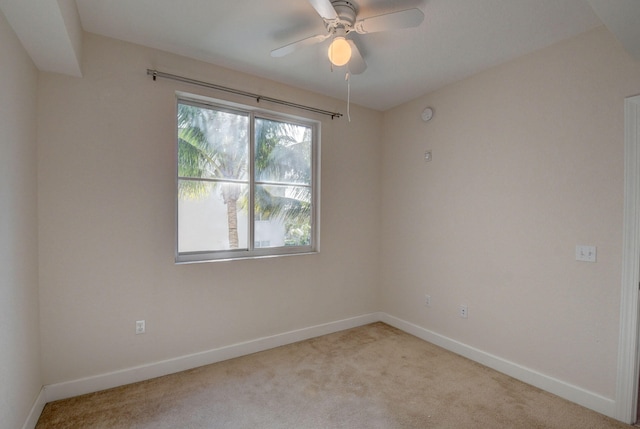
421;107;433;122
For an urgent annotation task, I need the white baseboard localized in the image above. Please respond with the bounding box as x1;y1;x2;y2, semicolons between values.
29;311;618;428
43;313;379;403
379;313;617;419
22;388;46;429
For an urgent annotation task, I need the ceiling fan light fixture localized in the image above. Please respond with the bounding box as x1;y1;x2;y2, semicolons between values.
328;36;351;66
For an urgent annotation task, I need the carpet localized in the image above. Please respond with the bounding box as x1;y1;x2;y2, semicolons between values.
35;322;632;428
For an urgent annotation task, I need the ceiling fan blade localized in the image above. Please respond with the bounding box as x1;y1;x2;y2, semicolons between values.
347;40;367;75
307;0;338;19
354;8;424;34
271;34;330;58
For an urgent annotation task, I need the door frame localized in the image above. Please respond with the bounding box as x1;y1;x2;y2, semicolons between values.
616;94;640;423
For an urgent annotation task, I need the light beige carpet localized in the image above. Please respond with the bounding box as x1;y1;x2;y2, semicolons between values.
36;323;632;428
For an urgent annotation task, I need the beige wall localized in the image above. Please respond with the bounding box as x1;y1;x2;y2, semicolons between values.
381;26;640;399
0;10;41;429
37;33;383;384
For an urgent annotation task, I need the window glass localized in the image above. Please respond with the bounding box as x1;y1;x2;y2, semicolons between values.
176;97;318;262
255;118;311;185
178;181;249;252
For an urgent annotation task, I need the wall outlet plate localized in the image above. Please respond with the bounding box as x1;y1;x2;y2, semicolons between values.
459;305;468;319
135;320;146;334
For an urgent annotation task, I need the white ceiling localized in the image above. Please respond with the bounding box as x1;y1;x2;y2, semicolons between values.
1;0;638;111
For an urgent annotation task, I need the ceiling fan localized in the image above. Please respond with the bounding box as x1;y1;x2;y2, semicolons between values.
270;0;425;75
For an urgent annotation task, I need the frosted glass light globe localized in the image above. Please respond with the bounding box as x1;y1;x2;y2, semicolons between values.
328;37;352;67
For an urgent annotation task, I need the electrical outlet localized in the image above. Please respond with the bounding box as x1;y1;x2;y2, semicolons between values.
459;305;468;319
135;320;145;335
424;294;431;307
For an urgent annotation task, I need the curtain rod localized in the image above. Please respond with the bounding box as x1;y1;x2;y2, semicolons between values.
146;69;342;120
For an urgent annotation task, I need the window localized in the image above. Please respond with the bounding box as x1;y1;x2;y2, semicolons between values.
176;96;319;262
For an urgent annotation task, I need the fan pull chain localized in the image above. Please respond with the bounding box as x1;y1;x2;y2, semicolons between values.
345;71;351;122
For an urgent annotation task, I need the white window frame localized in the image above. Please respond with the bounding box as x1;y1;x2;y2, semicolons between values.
175;93;320;263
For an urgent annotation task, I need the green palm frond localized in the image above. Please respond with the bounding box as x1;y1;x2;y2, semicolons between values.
254;185;311;221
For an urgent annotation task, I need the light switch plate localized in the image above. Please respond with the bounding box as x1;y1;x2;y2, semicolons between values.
576;245;596;262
